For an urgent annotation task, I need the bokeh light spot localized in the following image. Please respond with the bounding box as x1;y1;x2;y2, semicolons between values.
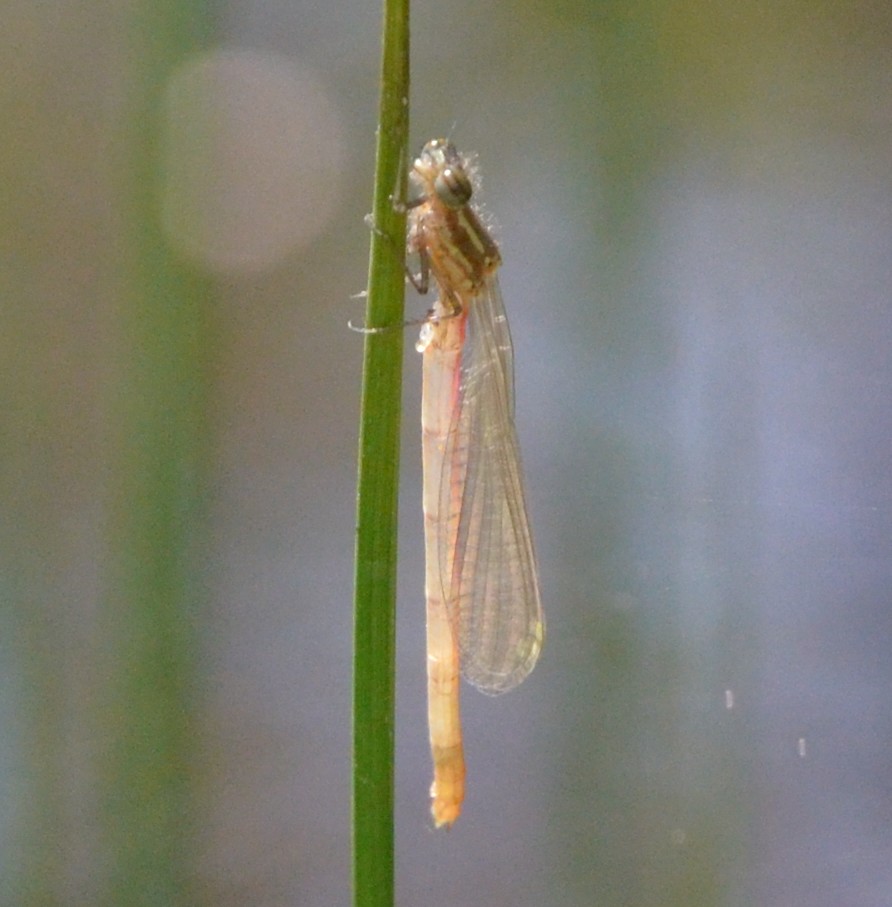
161;47;346;273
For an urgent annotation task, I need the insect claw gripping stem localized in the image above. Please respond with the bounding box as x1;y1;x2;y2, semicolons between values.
363;193;431;310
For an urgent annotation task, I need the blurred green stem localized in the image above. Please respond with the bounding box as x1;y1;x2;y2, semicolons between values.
100;4;213;905
352;0;410;904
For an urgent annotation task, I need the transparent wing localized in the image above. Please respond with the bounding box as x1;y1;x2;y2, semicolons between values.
438;276;544;695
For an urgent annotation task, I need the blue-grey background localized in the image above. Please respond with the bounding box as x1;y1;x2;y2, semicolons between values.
4;1;892;904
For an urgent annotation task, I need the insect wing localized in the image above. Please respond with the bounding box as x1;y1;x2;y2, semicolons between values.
438;277;544;695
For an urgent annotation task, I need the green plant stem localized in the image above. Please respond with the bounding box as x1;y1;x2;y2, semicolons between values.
352;0;410;904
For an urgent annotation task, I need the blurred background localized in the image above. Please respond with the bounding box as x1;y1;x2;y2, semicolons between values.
3;0;892;904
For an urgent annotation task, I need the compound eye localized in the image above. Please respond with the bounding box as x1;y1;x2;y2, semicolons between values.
434;165;473;208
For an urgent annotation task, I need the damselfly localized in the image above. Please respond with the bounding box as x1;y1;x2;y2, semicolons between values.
408;139;544;827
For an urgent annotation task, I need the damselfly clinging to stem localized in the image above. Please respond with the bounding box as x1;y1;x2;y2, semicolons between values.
408;139;544;827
